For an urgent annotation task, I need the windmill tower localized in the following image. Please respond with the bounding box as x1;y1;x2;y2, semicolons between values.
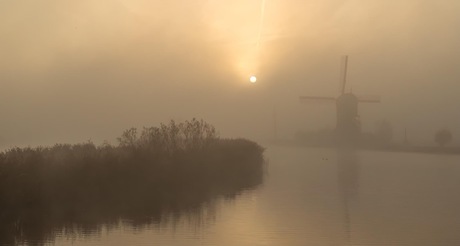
299;56;381;144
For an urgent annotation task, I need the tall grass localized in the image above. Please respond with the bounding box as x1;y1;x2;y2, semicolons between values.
0;119;265;245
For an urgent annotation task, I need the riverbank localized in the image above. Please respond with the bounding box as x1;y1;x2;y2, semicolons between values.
0;119;265;245
275;138;460;156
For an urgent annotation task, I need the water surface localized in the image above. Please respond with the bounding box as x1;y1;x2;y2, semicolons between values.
14;146;460;245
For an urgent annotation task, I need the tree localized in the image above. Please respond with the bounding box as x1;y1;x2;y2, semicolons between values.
434;129;453;147
117;128;138;148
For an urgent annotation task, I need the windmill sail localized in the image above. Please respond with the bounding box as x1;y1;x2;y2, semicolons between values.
339;55;349;95
357;95;381;103
299;96;336;103
299;56;382;144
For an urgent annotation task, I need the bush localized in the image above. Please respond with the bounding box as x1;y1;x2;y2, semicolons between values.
434;129;453;147
0;119;265;245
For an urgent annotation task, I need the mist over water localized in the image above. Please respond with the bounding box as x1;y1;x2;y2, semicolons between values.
1;0;459;147
2;146;460;246
1;1;460;245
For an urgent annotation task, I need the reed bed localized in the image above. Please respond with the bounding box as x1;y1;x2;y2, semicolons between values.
0;119;265;245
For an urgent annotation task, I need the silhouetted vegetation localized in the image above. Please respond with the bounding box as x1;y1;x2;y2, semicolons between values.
0;119;265;245
434;129;453;147
294;126;460;155
295;126;394;149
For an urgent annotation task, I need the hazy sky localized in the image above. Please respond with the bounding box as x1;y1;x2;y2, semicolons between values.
1;0;460;147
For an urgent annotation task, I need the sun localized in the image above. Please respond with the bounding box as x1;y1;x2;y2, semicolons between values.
250;75;257;83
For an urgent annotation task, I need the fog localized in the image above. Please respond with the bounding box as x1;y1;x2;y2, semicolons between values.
1;0;460;148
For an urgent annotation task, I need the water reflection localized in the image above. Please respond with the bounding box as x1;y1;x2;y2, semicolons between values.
0;170;264;246
336;149;360;244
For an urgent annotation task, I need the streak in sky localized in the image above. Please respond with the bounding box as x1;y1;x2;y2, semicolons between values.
256;0;267;50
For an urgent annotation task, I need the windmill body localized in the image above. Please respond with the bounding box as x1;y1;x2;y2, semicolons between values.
336;93;360;142
300;56;380;144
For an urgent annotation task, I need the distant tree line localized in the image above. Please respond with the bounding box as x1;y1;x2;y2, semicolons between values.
295;119;395;148
434;129;453;147
0;118;265;245
297;119;457;150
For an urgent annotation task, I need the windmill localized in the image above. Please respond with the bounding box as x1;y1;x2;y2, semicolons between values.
299;56;381;143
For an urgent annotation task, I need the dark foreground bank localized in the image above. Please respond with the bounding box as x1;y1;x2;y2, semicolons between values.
0;119;265;245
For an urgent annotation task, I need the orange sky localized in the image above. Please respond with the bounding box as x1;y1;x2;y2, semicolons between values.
1;0;460;147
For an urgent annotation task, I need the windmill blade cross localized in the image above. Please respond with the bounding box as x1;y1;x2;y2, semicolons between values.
299;96;336;103
339;55;348;95
357;95;381;103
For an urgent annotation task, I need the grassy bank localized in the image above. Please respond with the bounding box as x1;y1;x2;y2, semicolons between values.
0;119;265;245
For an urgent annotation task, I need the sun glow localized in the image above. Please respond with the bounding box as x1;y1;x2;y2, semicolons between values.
250;75;257;83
